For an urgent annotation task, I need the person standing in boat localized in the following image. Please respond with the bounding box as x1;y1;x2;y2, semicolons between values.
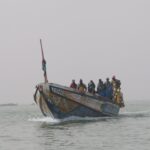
70;80;77;89
111;76;121;90
97;79;106;96
105;78;113;99
105;78;111;88
78;79;87;93
88;80;96;94
111;76;123;105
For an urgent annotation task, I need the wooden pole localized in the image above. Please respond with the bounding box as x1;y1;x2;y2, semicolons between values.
40;39;44;60
40;39;48;83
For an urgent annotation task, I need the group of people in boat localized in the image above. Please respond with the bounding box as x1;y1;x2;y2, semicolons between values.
70;76;123;106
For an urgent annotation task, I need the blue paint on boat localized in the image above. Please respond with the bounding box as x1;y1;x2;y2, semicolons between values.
44;99;106;119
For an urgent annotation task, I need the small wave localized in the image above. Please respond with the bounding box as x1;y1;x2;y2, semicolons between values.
0;103;18;107
119;110;150;118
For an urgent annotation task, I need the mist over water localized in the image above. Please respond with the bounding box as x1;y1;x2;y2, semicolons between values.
0;100;150;150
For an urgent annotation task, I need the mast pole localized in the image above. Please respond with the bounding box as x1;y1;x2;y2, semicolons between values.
40;39;48;83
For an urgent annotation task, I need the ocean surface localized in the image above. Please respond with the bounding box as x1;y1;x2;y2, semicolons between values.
0;100;150;150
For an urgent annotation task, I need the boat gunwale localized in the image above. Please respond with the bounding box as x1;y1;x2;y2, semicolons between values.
49;83;116;105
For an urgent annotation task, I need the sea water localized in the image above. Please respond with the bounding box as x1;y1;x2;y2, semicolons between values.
0;100;150;150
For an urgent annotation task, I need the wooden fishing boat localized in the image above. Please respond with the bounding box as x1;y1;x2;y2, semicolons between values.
33;40;125;119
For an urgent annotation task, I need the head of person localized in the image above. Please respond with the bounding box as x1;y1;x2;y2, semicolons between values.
99;79;102;83
80;79;83;84
112;76;116;81
72;79;75;83
106;78;109;81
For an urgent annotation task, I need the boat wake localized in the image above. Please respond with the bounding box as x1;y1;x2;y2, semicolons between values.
28;115;114;125
29;109;150;125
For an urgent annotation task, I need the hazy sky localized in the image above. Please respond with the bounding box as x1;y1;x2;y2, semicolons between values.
0;0;150;104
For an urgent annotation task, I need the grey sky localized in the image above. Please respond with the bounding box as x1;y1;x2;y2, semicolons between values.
0;0;150;104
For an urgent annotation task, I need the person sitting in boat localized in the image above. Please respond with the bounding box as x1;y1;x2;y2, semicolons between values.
88;80;96;94
97;79;106;96
105;78;113;99
78;79;87;93
70;80;77;89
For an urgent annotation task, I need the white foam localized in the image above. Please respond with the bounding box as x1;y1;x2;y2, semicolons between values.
28;117;60;124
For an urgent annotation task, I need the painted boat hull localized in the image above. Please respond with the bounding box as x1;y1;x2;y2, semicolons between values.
34;83;120;119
